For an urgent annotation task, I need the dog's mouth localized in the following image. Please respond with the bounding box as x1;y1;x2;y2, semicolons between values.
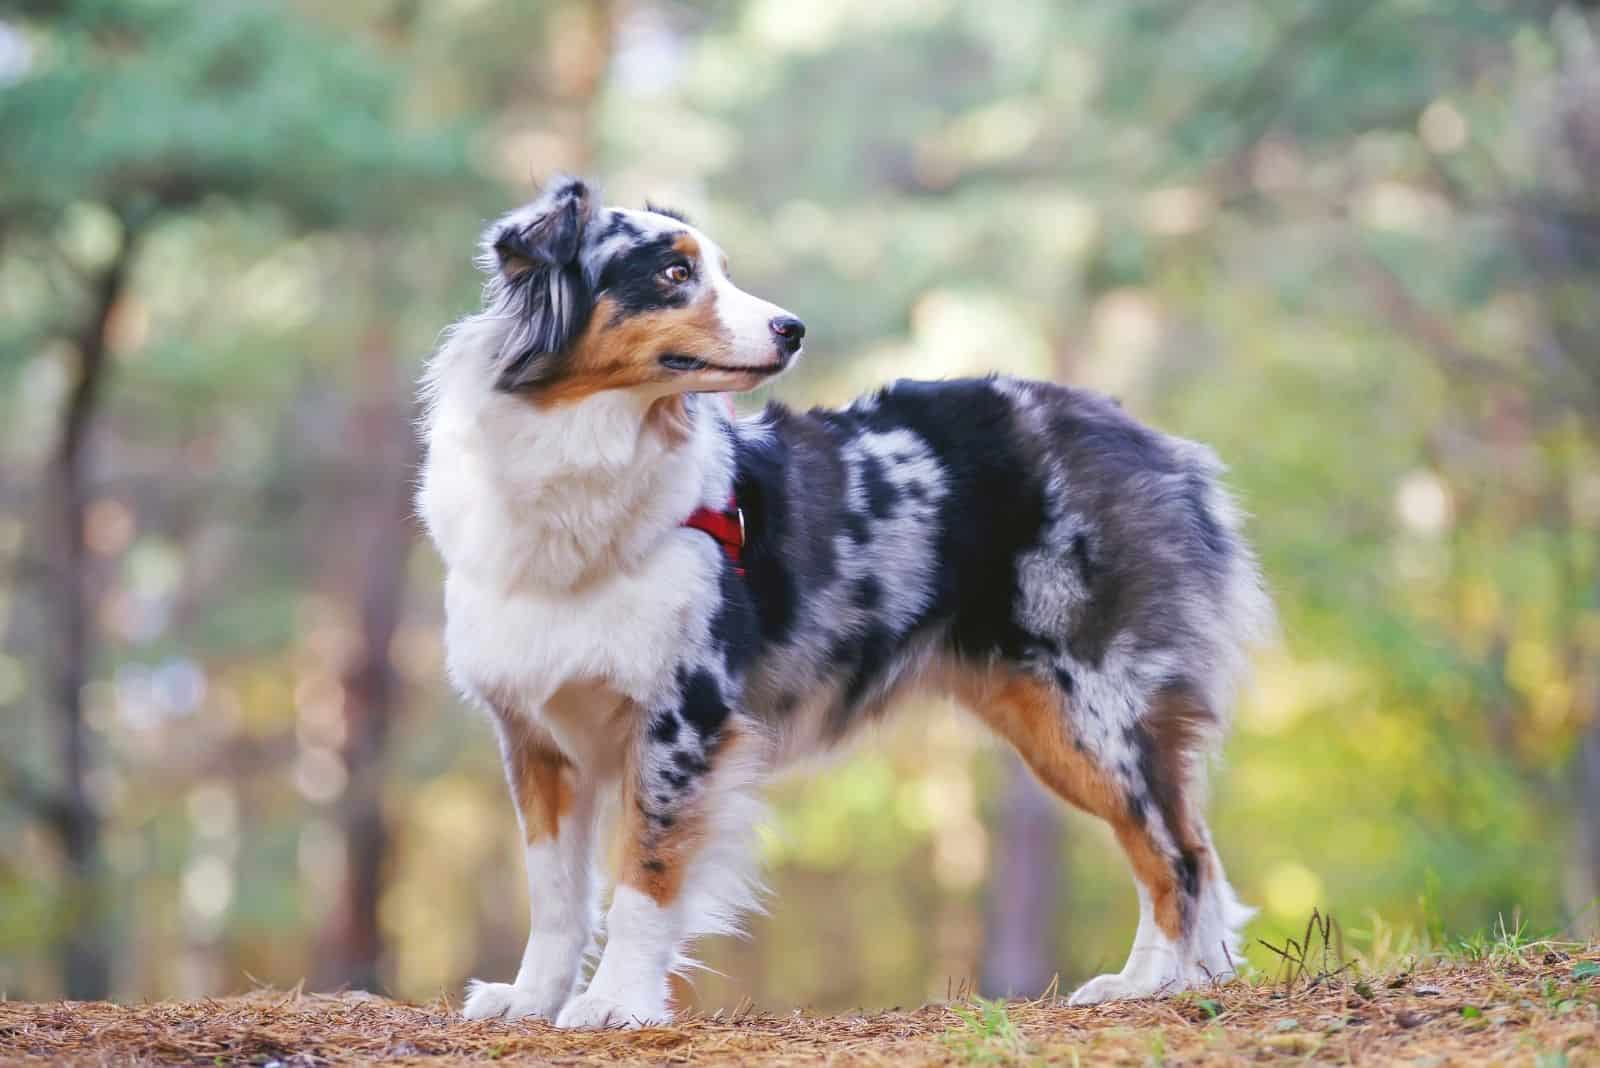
658;353;786;376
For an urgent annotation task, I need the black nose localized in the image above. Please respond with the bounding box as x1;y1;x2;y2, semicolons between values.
769;316;806;352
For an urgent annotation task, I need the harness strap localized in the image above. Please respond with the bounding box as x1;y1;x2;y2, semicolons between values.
682;394;745;577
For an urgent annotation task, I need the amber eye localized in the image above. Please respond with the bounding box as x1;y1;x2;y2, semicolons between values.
662;263;691;285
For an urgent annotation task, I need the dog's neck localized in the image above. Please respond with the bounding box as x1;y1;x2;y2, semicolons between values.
419;321;735;592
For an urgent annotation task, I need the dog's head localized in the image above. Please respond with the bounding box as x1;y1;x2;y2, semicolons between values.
478;177;805;406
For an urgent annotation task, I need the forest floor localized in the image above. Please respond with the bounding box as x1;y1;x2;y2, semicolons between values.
4;934;1597;1066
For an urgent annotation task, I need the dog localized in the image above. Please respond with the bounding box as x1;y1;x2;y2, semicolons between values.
416;177;1273;1028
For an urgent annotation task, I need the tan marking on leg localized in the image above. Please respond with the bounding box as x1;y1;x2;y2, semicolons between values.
955;670;1120;813
489;706;575;844
1140;684;1214;864
1111;826;1190;941
959;669;1202;941
616;725;749;906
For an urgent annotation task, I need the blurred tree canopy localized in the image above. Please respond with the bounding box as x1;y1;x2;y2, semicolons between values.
1;0;1598;1011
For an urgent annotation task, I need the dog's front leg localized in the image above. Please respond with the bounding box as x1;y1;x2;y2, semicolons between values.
462;709;597;1022
556;671;763;1029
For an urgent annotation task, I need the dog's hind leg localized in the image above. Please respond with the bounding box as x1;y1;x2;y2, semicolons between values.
556;674;765;1029
462;706;598;1022
962;669;1251;1004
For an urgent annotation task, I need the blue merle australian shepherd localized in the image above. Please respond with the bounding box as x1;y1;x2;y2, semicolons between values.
417;178;1274;1028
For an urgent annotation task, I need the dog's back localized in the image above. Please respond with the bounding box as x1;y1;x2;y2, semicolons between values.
733;376;1271;751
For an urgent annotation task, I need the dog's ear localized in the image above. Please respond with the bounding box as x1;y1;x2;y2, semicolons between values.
493;180;587;280
486;177;596;392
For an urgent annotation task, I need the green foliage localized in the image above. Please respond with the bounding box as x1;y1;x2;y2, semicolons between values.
0;0;473;224
944;997;1034;1065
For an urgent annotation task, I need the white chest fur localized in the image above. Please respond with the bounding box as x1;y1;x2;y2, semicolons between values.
417;327;734;766
438;540;716;770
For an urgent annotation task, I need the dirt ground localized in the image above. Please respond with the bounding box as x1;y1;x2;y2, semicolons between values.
3;943;1596;1066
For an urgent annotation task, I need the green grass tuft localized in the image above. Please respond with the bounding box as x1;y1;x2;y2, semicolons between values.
943;996;1036;1065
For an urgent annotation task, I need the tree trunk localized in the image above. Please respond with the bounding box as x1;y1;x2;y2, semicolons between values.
314;335;419;993
980;751;1063;997
47;218;141;1000
1583;710;1600;921
1584;564;1600;920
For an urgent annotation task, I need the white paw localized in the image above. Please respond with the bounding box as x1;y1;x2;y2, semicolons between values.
461;979;565;1022
555;991;668;1030
1067;971;1182;1006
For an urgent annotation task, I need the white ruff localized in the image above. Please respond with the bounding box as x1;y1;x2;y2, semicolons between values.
419;317;734;596
418;309;741;712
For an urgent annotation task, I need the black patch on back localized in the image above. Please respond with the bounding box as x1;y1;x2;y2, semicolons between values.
852;379;1050;663
858;454;899;519
842;512;870;544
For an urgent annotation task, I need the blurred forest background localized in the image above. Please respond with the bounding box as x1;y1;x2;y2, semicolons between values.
3;0;1600;1013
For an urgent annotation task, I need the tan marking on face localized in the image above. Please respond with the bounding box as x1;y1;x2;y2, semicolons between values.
530;292;732;409
957;670;1206;940
489;705;575;844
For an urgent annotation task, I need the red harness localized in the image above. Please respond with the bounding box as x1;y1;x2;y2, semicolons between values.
682;394;746;577
684;495;745;578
